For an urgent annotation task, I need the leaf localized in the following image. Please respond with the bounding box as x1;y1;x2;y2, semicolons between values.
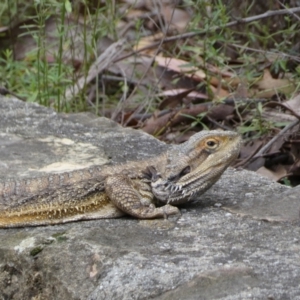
254;69;295;98
65;0;72;13
158;88;207;110
154;56;206;80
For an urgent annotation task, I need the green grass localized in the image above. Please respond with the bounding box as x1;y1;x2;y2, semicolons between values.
0;0;299;120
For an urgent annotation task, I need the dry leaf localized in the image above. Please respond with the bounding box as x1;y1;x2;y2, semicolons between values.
209;84;229;99
161;5;191;32
257;165;287;182
283;93;300;116
255;69;295;98
154;56;206;80
134;32;165;54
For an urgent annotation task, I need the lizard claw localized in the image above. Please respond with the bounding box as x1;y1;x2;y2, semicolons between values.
162;204;180;219
143;166;161;181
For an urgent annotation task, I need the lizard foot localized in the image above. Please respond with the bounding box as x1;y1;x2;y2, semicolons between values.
162;204;180;219
105;175;180;219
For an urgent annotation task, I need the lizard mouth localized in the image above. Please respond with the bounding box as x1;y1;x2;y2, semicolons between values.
164;180;200;202
153;162;226;205
147;165;192;202
153;181;196;204
151;167;196;204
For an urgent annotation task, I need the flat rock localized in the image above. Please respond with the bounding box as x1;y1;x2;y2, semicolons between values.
0;96;299;300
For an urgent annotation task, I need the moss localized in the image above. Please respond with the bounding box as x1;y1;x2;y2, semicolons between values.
30;246;43;257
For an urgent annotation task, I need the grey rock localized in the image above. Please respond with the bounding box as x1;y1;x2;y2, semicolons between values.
0;96;299;300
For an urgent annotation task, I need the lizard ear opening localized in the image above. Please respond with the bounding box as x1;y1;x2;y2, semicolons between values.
142;166;160;181
168;166;191;182
180;166;191;176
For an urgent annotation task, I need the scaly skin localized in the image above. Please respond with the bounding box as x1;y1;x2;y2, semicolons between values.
0;130;241;227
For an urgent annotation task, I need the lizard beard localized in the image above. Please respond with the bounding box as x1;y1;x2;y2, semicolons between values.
151;164;226;205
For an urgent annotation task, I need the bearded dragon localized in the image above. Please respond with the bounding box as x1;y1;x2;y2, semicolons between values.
0;130;241;228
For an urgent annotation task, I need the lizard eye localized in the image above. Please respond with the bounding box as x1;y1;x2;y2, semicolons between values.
206;139;218;149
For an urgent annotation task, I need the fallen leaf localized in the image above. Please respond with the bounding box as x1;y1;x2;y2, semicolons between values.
206;104;234;121
256;165;287;181
282;93;300;116
154;56;206;80
161;5;191;32
142;103;210;135
158;88;196;109
255;69;295;98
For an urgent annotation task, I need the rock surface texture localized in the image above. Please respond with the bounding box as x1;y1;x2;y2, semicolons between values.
0;96;299;300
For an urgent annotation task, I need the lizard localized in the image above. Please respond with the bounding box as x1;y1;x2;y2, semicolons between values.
0;130;241;228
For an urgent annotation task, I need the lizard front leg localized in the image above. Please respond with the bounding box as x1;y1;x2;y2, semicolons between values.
105;175;179;219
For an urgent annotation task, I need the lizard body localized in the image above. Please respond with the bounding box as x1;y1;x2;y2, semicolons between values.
0;130;241;227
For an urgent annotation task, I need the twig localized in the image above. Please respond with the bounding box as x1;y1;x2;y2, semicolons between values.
253;119;300;158
206;116;232;131
265;101;300;120
277;0;300;22
0;86;27;102
121;4;178;126
64;39;126;102
234;142;262;168
231;43;300;63
114;7;300;63
131;98;268;122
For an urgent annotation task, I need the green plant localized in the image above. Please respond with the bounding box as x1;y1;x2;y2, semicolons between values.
0;0;121;112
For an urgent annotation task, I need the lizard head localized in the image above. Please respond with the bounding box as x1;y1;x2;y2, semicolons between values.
149;130;241;205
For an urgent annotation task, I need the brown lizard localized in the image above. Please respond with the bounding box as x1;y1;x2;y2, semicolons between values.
0;130;241;228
